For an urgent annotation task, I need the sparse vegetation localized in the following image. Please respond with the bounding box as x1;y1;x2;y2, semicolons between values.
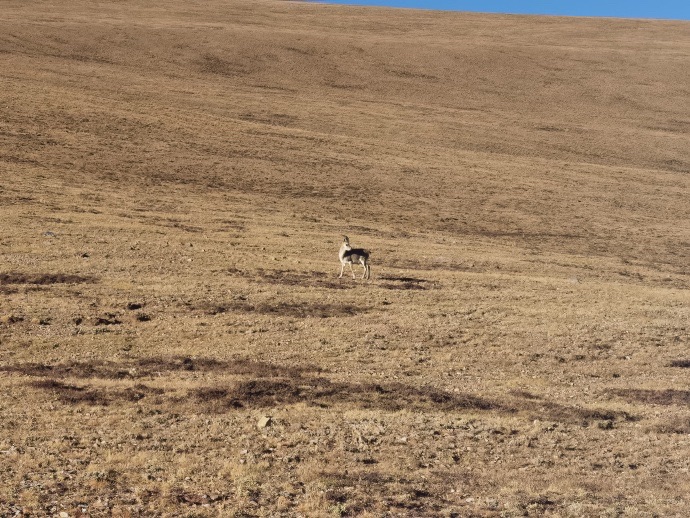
1;0;689;516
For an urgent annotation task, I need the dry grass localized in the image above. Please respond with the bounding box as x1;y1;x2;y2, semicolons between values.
1;0;689;515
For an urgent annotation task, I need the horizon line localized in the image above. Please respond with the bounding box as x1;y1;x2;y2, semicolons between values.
309;1;690;22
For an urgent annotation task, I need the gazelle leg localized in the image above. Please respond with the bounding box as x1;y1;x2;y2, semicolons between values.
339;263;344;278
349;263;356;279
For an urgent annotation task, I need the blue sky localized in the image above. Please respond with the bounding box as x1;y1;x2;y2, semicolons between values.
316;1;690;21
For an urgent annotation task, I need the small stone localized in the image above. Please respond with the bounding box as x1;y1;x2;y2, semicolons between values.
59;513;69;518
257;416;272;428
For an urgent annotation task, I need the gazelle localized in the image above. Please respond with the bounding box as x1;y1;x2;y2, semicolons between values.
339;236;371;280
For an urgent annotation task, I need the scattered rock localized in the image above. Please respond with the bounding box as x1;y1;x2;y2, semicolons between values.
258;416;272;428
598;420;615;430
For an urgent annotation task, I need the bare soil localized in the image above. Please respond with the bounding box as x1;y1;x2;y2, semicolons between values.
1;0;689;516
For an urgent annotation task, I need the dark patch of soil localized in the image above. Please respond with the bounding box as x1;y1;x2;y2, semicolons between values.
2;356;319;380
31;379;164;405
4;361;115;379
120;383;165;402
193;378;500;413
378;275;435;290
95;315;122;325
23;366;631;427
208;300;365;318
379;275;428;283
379;282;427;290
255;268;354;290
514;398;635;426
0;272;95;285
31;379;109;405
612;389;690;406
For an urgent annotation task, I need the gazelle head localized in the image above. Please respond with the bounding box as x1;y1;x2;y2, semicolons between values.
342;236;351;249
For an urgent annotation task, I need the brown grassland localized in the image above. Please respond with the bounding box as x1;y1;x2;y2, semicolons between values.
1;0;689;516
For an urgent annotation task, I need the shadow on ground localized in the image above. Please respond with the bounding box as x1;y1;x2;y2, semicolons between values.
4;356;635;426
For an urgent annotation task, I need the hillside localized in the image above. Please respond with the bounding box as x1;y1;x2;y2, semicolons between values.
1;0;689;515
